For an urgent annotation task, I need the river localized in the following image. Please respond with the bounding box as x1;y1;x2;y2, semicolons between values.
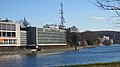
0;44;120;67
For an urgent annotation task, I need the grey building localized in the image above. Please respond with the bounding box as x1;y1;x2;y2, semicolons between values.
27;27;37;46
27;27;66;46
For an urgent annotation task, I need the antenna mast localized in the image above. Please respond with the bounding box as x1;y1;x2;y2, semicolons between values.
59;2;65;29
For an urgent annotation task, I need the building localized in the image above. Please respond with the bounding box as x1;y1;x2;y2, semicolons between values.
96;31;120;43
0;19;20;46
27;27;36;46
27;27;67;48
81;31;120;45
0;19;67;50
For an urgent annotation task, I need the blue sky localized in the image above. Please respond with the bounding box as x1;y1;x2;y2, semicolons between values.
0;0;119;32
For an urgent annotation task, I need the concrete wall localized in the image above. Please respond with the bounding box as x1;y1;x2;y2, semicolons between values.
20;31;27;46
16;22;20;46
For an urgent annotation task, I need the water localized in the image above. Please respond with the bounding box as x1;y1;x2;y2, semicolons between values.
1;44;120;67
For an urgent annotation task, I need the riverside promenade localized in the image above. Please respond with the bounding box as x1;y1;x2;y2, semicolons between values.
0;45;97;55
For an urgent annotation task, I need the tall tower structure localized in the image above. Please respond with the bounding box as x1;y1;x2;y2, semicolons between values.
59;2;65;29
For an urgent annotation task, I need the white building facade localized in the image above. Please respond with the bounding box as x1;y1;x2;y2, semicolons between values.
0;20;20;46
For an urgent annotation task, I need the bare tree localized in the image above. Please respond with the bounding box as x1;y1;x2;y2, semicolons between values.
69;26;79;32
90;1;119;8
89;0;120;28
19;17;31;28
89;0;120;15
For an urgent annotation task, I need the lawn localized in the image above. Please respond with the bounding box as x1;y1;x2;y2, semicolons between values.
55;62;120;67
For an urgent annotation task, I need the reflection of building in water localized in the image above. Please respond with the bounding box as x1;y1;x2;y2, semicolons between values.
0;54;22;60
0;19;20;46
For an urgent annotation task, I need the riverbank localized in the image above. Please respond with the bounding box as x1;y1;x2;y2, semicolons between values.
0;44;119;67
0;45;97;55
55;61;120;67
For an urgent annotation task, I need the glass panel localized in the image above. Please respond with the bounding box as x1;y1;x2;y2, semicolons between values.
6;24;11;31
2;24;6;30
4;39;8;44
12;32;16;37
0;32;1;37
12;24;16;31
7;32;11;37
3;32;6;37
0;23;1;30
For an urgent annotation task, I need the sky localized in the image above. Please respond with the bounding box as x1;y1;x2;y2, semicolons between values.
1;0;120;32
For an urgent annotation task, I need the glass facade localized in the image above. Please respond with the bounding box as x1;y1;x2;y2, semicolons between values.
0;32;16;37
37;28;66;44
0;23;16;31
0;39;17;44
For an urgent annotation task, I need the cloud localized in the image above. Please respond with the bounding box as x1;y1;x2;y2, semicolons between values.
91;16;120;22
111;17;120;21
91;16;106;20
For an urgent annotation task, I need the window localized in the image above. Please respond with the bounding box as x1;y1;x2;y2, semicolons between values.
0;23;1;30
7;32;11;37
3;32;6;37
12;24;16;31
6;24;11;31
4;39;8;44
0;32;1;37
13;39;17;44
2;24;6;30
9;39;15;44
12;32;16;37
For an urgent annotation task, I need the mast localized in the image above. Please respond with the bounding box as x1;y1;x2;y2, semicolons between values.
59;2;65;29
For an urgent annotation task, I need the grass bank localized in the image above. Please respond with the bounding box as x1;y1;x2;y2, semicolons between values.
55;62;120;67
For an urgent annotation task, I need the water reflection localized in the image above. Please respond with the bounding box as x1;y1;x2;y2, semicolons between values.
0;54;22;61
0;54;23;67
0;44;120;67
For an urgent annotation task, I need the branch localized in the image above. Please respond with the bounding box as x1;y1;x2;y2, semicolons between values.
93;0;120;10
